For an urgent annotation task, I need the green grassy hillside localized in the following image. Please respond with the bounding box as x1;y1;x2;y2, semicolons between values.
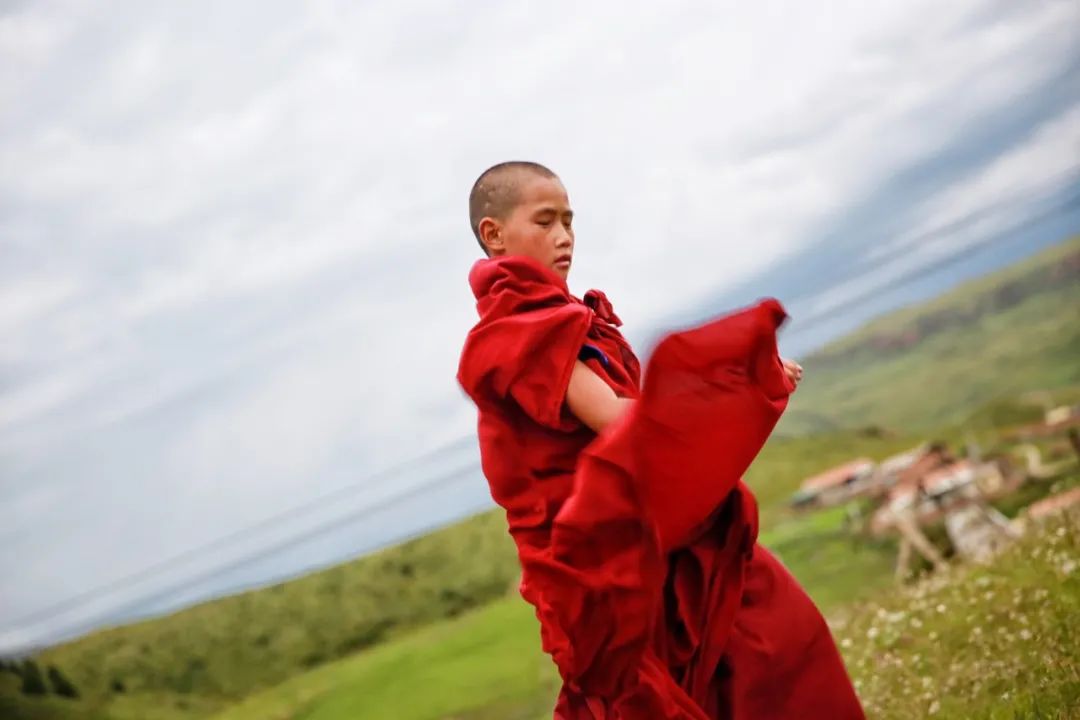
16;512;520;719
781;237;1080;435
833;509;1080;719
213;597;555;720
214;508;1080;720
16;430;922;720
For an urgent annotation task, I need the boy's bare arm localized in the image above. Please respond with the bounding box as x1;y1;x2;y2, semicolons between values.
567;357;802;434
565;361;634;433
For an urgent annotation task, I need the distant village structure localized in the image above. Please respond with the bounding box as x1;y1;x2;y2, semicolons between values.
790;403;1080;580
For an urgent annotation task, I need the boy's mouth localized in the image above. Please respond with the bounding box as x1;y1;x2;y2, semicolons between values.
554;254;572;270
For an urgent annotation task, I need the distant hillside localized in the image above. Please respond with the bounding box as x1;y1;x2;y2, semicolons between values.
781;237;1080;435
16;512;521;720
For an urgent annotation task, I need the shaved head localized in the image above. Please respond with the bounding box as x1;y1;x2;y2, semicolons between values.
468;161;558;253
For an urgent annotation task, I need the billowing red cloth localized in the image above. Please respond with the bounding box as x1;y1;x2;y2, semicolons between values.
458;256;863;719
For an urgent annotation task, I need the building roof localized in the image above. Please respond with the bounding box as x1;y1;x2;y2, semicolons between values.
890;447;953;495
800;458;875;492
887;458;974;504
920;459;976;496
877;444;928;476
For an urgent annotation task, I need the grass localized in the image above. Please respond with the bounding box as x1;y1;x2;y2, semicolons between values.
212;598;556;720
24;512;521;718
0;673;101;720
209;505;1080;720
834;508;1080;719
764;506;900;611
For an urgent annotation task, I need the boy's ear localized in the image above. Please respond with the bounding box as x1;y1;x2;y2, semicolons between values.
477;217;503;255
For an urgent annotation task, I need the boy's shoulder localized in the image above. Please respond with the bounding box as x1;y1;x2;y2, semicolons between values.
467;255;572;304
464;256;591;337
467;256;623;326
458;257;592;404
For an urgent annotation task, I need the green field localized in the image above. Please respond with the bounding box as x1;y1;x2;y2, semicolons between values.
212;598;556;720
11;511;522;719
4;237;1079;719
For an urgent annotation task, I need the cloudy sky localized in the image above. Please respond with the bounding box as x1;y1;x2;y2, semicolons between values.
1;0;1078;652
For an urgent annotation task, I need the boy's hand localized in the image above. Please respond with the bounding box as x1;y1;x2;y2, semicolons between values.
782;358;803;389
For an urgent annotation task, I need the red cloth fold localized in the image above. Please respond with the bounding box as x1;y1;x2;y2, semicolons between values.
458;255;863;719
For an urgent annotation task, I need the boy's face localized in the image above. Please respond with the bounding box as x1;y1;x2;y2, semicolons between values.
481;174;575;280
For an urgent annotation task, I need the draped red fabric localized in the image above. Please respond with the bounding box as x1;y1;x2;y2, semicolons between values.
458;256;864;719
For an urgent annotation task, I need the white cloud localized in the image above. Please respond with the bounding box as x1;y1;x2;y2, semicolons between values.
0;274;80;339
1;0;1076;648
805;105;1080;317
909;107;1080;243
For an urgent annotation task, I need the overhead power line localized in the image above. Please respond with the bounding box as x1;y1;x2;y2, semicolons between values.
1;439;479;631
6;182;1077;635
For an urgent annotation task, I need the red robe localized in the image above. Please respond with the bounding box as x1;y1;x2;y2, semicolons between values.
458;256;863;719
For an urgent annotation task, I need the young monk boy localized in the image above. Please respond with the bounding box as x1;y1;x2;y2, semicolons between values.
457;161;864;719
